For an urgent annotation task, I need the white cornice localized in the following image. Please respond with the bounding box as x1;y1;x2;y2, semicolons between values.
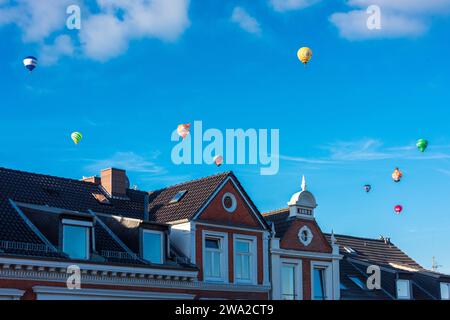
271;248;343;260
0;257;270;293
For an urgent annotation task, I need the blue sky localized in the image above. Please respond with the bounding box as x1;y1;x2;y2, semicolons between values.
1;0;450;273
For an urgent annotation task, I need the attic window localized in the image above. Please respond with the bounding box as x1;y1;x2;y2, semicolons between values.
92;192;111;205
169;190;187;204
344;246;356;254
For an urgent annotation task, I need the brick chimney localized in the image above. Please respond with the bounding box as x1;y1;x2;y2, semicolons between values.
100;168;129;197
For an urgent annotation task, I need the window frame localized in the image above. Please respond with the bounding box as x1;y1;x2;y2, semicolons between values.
311;261;333;300
233;234;257;285
396;279;411;300
202;231;228;283
280;258;302;300
141;229;165;264
62;219;92;260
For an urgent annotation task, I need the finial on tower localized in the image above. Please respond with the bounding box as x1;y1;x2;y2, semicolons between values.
331;230;337;245
301;175;307;191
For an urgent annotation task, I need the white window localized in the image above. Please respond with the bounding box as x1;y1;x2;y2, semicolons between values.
440;283;450;300
280;259;302;300
142;230;164;264
203;231;228;282
281;264;296;300
396;279;411;300
311;262;333;300
234;236;257;284
62;219;91;260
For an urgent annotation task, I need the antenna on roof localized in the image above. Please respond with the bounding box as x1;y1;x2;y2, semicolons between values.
432;256;443;272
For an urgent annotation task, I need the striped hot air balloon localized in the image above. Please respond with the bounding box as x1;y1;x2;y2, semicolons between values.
71;132;82;145
23;56;38;72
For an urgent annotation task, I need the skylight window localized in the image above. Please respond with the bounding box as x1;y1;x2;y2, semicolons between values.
349;276;366;290
344;246;356;254
169;190;187;204
92;192;111;205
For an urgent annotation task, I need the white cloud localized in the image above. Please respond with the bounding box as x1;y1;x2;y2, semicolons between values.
330;0;450;40
281;139;450;164
85;151;166;175
270;0;319;12
0;0;76;42
0;0;190;62
40;35;75;65
231;7;261;35
81;0;190;61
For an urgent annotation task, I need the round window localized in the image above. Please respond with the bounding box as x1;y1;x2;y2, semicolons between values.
222;192;237;213
298;226;313;246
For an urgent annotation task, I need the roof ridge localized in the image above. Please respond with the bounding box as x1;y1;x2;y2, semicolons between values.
323;232;394;244
147;171;232;194
0;166;97;186
262;207;289;216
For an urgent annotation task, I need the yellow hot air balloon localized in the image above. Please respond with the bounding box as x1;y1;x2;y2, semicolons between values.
71;132;82;145
297;47;312;65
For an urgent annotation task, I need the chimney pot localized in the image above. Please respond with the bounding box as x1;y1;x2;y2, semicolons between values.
100;168;129;197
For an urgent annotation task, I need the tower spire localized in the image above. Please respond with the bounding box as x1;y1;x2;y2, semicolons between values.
301;175;307;191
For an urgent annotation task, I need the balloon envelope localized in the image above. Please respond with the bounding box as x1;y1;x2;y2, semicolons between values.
416;139;428;152
214;155;223;167
394;205;403;214
392;168;403;182
364;184;371;193
71;132;82;145
297;47;312;64
177;124;191;139
23;56;38;72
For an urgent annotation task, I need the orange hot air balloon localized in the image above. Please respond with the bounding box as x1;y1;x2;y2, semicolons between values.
177;123;191;139
392;168;403;183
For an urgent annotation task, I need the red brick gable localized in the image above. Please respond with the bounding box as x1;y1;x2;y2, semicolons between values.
280;219;332;253
196;180;264;229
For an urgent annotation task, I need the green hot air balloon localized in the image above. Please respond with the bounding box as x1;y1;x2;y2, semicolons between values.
71;132;82;145
416;139;428;153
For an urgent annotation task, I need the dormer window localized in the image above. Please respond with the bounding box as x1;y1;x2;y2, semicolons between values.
142;230;164;264
62;219;92;260
396;279;411;300
441;283;450;300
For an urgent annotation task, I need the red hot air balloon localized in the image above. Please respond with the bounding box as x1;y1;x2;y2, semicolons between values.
394;205;403;214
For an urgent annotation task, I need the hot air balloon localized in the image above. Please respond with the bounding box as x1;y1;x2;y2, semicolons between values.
297;47;312;65
23;56;38;72
71;132;82;145
364;184;371;193
177;124;191;139
392;168;403;183
394;205;403;214
416;139;428;153
214;155;223;167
